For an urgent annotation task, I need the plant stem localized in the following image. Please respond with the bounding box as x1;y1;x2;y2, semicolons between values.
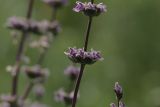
91;0;94;3
84;17;93;51
117;99;120;107
21;9;58;102
21;82;34;100
11;0;35;107
71;16;93;107
71;64;85;107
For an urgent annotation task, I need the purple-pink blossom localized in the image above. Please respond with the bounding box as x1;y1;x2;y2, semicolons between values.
64;65;80;80
73;1;107;16
114;82;123;100
64;47;103;65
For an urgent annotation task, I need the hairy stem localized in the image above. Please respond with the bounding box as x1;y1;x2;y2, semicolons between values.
11;0;35;107
117;99;120;107
71;16;93;107
12;0;34;96
71;64;85;107
84;17;93;51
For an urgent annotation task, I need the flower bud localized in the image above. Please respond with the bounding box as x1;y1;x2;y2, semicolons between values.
114;82;123;100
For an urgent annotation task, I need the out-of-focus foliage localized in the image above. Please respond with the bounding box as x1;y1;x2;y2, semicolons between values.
0;0;160;107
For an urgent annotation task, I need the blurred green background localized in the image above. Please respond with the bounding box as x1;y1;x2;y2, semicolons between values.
1;0;160;107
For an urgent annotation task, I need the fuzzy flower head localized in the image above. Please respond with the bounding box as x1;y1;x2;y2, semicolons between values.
0;94;16;103
43;0;68;8
73;1;106;17
119;101;125;107
110;103;116;107
64;65;80;81
54;89;79;105
23;65;49;80
114;82;123;100
7;17;60;36
7;16;28;31
64;47;103;65
54;89;67;102
33;84;45;98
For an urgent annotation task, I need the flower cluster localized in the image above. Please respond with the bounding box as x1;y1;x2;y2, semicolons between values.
2;0;69;107
30;36;52;51
64;65;80;80
110;82;125;107
54;64;80;105
7;17;60;35
65;47;103;65
73;1;106;17
54;89;78;105
43;0;68;8
33;84;45;98
23;65;49;79
0;94;16;103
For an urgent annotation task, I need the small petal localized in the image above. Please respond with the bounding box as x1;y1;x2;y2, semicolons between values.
73;1;84;12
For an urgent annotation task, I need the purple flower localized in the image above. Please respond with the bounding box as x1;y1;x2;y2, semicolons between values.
23;65;49;79
54;89;79;105
0;94;16;103
119;101;125;107
64;47;103;65
64;65;80;80
7;16;28;31
33;84;45;98
43;0;68;8
114;82;123;100
7;17;60;35
54;88;66;102
73;1;84;12
30;20;60;35
110;103;116;107
73;1;107;17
